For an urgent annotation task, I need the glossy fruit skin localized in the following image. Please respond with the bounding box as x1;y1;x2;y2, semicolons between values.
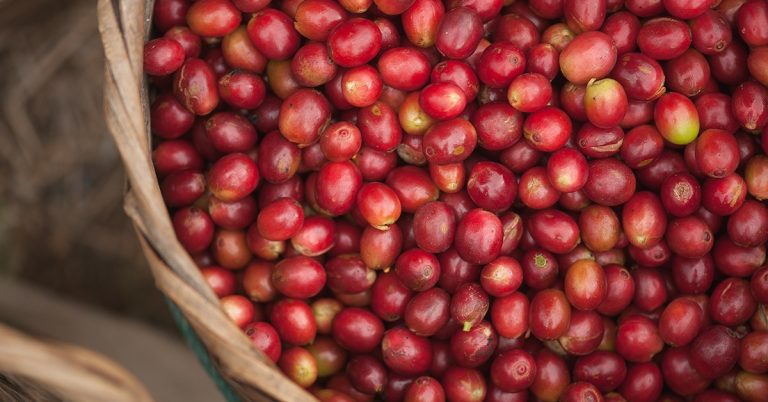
402;0;444;48
450;282;489;331
356;182;401;229
740;331;768;373
596;265;635;317
494;11;541;51
403;376;445;402
420;82;467;120
527;209;580;255
710;277;757;326
315;161;362;216
279;90;332;148
546;148;588;194
671;255;714;295
435;7;483;59
327;18;382;68
370;271;413;321
530;349;570;402
346;355;387;394
245;322;282;363
584;78;629;129
173;207;214;254
476;42;526;89
332;307;384;353
695;129;740;179
246;9;300;61
689;325;740;379
729;200;768;247
271;298;317;345
151;94;196;140
377;47;430;92
161;169;205;207
442;367;486;402
602;11;640;55
616;315;663;363
523;106;573;153
306;337;346;378
490;349;537;393
293;0;347;41
565;260;608;311
618;362;663;402
386;166;439;213
559;310;605;356
423;118;477;164
622;191;667;249
714;232;765;279
732;81;768;131
480;256;523;298
432;59;480;102
381;327;433;376
737;0;768;47
279;346;318;388
611;53;666;102
660;346;710;396
690;10;732;55
186;0;242;38
659;297;704;347
466;161;516;213
360;224;402;270
529;289;572;341
272;255;326;298
666;215;715;258
454;208;502;265
153;0;188;32
575;123;624;160
574;351;627;392
654;92;700;145
144;38;185;76
637;17;692;60
702;173;747;216
395;248;440;292
449;319;497;367
508;73;552;113
696;93;739;134
208;153;260;202
358;101;402;153
564;0;606;33
660;172;701;217
404;287;450;337
748;46;768;87
584;158;637;207
664;48;711;97
173;58;220;116
325;254;374;294
412;201;456;254
746;155;768;200
559;31;618;85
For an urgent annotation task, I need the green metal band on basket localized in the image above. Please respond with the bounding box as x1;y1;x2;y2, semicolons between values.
167;300;242;402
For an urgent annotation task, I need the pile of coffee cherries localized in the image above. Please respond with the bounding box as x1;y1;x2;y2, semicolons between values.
145;0;768;400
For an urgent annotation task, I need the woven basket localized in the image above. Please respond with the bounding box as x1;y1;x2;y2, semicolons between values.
97;1;316;400
0;323;153;402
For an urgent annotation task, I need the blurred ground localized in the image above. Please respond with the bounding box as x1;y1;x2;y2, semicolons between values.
0;0;172;329
0;0;223;400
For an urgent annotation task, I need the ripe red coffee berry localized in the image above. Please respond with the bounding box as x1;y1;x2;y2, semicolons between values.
144;38;185;76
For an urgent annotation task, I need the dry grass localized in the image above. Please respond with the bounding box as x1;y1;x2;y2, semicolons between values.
0;0;172;330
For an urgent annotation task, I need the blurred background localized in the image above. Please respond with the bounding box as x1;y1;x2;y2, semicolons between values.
0;0;222;400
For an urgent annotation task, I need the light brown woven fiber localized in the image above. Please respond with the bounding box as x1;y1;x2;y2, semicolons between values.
97;1;316;400
0;323;154;402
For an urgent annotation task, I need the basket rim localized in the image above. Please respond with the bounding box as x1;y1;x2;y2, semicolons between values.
97;1;318;400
